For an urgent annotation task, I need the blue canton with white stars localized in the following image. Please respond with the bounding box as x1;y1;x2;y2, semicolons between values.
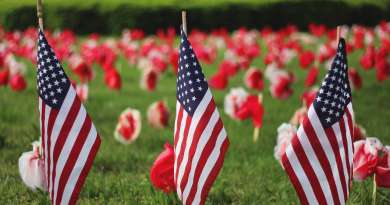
313;38;351;128
177;30;208;116
37;30;70;109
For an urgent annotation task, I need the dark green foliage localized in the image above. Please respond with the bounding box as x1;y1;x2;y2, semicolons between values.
1;1;390;34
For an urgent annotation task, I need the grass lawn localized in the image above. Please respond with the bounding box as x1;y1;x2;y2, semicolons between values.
0;35;390;204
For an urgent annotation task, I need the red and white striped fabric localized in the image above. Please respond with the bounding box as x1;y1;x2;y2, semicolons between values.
37;30;101;205
282;38;354;205
174;30;229;205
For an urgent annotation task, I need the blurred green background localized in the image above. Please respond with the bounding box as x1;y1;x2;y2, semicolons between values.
1;0;390;34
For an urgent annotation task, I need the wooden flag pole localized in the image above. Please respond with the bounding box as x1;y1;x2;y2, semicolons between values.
372;174;377;205
253;94;263;142
182;11;187;35
336;26;341;42
37;0;44;30
253;127;259;142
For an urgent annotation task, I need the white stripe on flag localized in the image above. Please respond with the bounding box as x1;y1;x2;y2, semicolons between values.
347;103;354;123
308;107;345;204
297;126;334;205
192;130;226;205
285;144;319;205
174;110;188;184
53;105;87;203
48;88;76;195
331;120;349;194
182;109;219;204
176;90;212;197
60;127;97;205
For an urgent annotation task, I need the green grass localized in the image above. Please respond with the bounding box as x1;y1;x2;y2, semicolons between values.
1;35;390;204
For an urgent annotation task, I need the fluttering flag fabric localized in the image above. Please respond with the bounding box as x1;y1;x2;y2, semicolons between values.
281;38;354;205
37;30;101;205
174;30;230;205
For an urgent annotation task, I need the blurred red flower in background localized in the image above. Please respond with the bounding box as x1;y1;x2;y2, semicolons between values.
150;143;175;193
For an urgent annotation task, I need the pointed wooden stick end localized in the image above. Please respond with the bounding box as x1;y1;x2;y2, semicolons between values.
336;26;341;42
37;0;44;30
181;11;187;35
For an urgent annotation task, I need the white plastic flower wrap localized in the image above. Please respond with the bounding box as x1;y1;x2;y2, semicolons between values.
18;139;47;191
147;100;170;129
114;108;142;144
75;83;89;102
274;123;297;162
224;87;248;120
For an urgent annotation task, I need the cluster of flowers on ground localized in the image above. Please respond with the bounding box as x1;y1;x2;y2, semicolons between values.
10;21;390;193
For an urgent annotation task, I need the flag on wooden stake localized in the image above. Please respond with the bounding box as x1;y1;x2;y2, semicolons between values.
37;30;101;205
173;30;229;205
282;38;354;205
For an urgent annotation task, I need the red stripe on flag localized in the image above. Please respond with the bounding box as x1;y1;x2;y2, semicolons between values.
173;106;184;184
303;117;341;205
281;152;309;205
324;123;348;200
175;115;192;186
51;99;81;201
47;108;59;197
199;138;229;205
179;102;215;196
185;119;223;204
339;117;350;193
55;118;92;205
68;136;101;205
47;110;59;143
290;132;327;204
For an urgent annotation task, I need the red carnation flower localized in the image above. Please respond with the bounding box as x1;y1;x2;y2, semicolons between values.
150;143;175;193
359;46;375;70
375;148;390;188
235;95;264;128
308;23;327;37
301;87;318;109
104;69;121;90
219;60;239;77
151;56;168;73
114;108;142;144
353;138;382;181
348;68;363;90
0;69;9;86
299;50;315;69
141;69;159;91
147;101;170;128
9;73;26;91
353;124;367;142
209;72;228;90
244;68;263;91
304;66;319;87
169;51;179;74
271;75;293;99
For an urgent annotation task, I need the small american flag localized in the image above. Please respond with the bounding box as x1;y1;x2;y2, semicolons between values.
37;30;101;205
174;30;229;205
282;38;354;205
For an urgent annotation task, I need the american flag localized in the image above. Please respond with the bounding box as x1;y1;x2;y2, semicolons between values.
173;30;230;205
37;30;101;205
282;38;354;205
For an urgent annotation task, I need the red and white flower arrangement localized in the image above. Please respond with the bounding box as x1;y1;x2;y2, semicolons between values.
114;108;142;144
